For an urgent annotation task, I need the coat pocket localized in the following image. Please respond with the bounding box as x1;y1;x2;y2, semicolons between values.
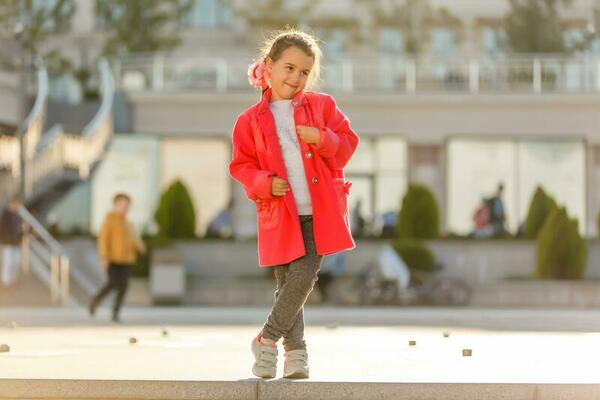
256;199;279;230
333;180;352;216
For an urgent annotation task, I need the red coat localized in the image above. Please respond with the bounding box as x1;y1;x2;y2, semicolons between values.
228;88;360;267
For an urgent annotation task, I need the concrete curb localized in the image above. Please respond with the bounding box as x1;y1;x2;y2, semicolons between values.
2;379;600;400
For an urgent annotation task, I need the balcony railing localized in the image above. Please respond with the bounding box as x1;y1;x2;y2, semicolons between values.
112;54;600;94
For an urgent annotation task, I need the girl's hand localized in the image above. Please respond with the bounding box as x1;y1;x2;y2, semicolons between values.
296;125;320;144
271;176;290;196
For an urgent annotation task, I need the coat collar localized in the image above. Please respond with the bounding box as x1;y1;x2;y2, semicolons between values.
257;87;306;114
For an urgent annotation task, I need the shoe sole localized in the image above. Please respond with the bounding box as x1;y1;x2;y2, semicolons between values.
252;364;276;379
283;370;309;379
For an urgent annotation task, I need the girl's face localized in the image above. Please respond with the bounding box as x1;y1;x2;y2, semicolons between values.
266;46;314;101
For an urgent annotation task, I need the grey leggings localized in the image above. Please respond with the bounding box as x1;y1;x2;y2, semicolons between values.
261;215;324;352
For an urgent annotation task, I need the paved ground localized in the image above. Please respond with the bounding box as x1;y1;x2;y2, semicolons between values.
1;307;600;399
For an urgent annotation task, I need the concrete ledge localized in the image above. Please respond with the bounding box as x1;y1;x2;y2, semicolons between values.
0;379;256;400
2;379;600;400
470;281;600;307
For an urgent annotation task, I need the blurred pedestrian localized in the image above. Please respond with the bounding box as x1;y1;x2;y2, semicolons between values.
89;193;146;323
0;195;23;288
489;183;508;236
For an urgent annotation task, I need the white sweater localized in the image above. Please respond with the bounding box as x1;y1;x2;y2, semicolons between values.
269;100;313;215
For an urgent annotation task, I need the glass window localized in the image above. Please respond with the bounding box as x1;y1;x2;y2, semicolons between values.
182;0;232;28
32;0;73;31
447;139;517;235
318;28;349;91
346;137;407;224
563;28;584;50
447;138;586;236
379;28;405;90
481;26;505;56
431;27;455;58
517;140;585;233
346;140;374;174
380;28;404;54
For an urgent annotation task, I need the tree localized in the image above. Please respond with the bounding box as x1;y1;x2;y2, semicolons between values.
524;186;558;239
396;183;440;239
536;206;587;279
154;179;197;239
0;0;75;68
503;0;573;53
360;0;461;55
96;0;193;56
228;0;320;30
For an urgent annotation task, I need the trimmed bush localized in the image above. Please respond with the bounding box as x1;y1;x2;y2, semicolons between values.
133;235;172;278
392;239;436;272
154;179;197;239
536;206;587;280
524;186;558;239
396;183;440;239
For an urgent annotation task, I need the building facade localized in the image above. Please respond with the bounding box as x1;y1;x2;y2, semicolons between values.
3;0;600;237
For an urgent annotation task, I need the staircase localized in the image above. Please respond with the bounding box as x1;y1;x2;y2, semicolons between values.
0;59;115;306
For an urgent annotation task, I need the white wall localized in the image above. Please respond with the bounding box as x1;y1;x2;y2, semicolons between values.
160;138;230;235
91;135;161;235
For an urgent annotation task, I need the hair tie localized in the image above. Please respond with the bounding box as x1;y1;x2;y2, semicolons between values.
247;60;269;90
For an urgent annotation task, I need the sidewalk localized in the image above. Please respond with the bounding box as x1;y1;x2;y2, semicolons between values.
1;307;600;399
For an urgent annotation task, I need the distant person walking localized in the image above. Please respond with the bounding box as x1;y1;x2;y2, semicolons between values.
89;193;145;323
489;183;508;236
0;196;23;288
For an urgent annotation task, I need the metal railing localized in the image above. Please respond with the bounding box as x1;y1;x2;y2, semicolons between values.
112;53;600;94
30;59;115;195
1;59;115;205
0;60;115;305
0;60;48;205
18;205;70;304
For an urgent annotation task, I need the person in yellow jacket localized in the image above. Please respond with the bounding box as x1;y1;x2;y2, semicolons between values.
89;193;146;323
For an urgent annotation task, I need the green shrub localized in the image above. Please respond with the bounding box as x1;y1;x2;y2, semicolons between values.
133;235;173;278
536;206;587;280
154;179;197;239
392;239;436;272
524;186;558;239
396;183;440;239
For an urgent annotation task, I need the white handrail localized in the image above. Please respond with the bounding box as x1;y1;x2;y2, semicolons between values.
113;53;600;94
18;205;70;304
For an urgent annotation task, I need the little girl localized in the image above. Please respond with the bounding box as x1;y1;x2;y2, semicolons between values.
228;29;359;379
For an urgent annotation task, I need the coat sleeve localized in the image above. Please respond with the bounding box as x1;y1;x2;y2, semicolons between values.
228;113;276;201
312;94;359;169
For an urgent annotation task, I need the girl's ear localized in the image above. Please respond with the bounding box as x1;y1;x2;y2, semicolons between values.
265;57;273;73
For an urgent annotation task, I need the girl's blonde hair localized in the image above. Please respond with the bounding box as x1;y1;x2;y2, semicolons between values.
248;28;322;90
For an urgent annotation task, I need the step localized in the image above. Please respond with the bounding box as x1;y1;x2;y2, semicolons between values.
2;379;599;400
0;273;53;307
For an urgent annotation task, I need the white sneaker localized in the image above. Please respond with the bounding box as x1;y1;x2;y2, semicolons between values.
251;334;278;379
283;349;309;379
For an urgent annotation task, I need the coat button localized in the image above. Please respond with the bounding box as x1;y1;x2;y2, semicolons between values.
312;177;318;184
292;100;299;107
306;152;313;159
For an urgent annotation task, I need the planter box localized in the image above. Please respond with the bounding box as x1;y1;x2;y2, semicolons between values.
470;281;600;308
150;248;186;305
